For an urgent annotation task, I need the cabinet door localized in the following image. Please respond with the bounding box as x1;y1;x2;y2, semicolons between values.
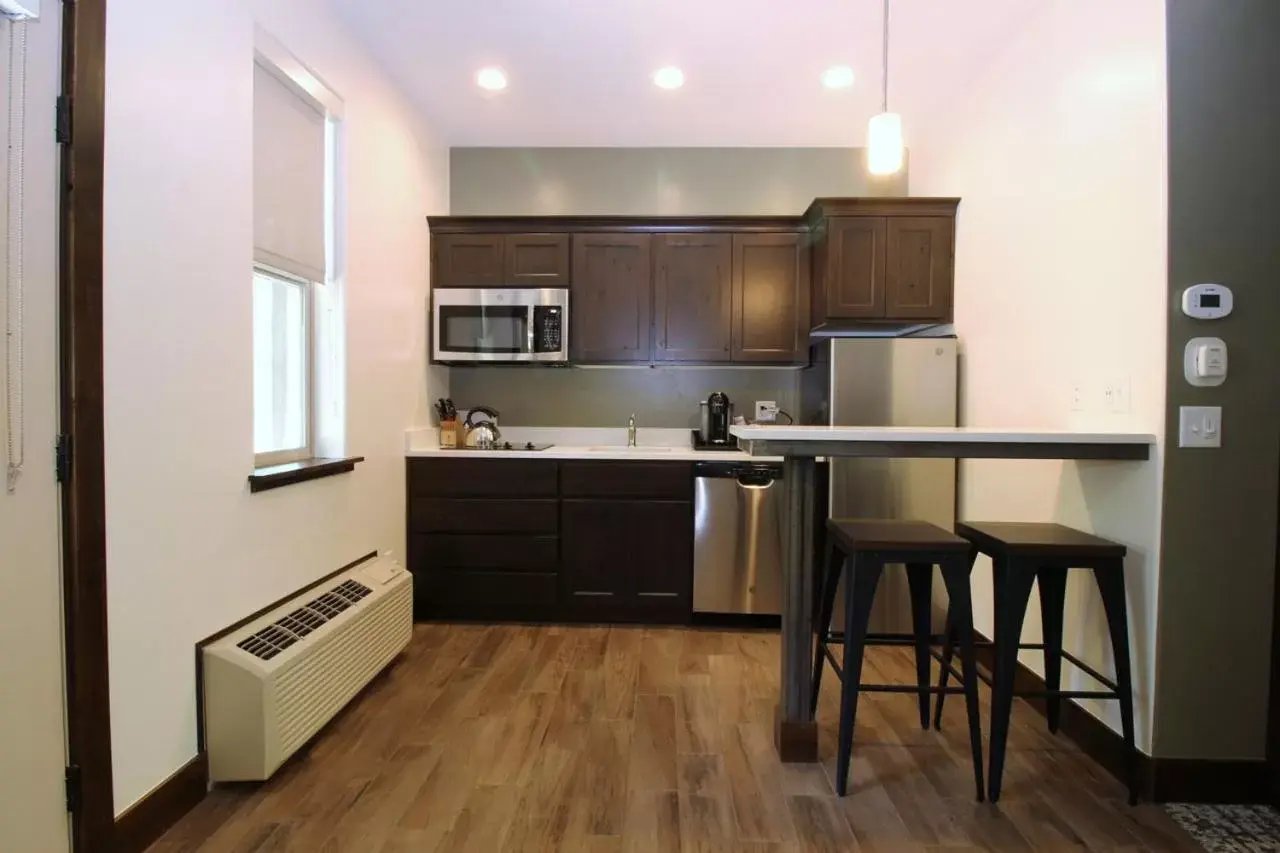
628;501;693;610
433;233;504;287
561;498;692;622
824;217;886;319
885;217;953;320
561;499;630;604
654;234;733;363
571;233;653;363
732;233;810;364
504;233;571;287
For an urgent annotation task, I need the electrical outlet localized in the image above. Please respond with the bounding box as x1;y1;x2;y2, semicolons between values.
754;401;779;424
1103;376;1131;414
1070;384;1086;412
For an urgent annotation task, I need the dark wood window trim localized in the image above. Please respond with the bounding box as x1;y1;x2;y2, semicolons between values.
248;456;365;493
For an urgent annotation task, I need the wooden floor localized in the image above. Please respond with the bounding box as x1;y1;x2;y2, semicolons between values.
149;624;1204;853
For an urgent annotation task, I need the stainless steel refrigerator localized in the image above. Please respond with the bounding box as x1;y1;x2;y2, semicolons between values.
801;336;959;633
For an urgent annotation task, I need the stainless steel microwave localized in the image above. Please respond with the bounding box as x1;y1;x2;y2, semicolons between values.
432;288;569;364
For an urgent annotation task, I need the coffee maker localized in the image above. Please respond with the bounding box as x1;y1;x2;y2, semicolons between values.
697;392;734;447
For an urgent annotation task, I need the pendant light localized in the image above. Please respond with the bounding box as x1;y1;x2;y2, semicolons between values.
867;0;904;176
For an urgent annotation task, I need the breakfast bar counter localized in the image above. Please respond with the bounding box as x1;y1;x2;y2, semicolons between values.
729;424;1156;762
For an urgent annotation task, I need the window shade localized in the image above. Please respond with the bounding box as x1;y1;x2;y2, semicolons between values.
254;62;326;283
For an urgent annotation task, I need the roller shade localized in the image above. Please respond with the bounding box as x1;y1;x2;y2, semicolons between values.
254;62;326;282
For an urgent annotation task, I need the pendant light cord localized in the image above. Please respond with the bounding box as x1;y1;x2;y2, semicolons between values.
881;0;890;113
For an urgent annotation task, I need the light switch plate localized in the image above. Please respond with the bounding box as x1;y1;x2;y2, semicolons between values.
1178;406;1222;448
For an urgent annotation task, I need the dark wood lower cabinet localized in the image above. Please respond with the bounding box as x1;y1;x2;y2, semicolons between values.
407;457;693;624
561;498;693;624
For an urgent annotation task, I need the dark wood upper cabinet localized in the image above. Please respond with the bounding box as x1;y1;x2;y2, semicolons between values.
885;217;953;320
571;234;652;363
807;199;958;325
654;234;733;363
732;233;811;363
433;232;570;288
823;217;886;320
433;233;504;288
504;233;570;287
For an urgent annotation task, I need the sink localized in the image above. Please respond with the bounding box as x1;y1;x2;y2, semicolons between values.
584;446;674;453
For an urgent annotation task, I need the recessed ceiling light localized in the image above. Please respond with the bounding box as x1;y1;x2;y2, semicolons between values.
822;66;856;89
476;67;508;92
652;66;685;90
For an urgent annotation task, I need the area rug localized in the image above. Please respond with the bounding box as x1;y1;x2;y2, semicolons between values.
1165;804;1280;852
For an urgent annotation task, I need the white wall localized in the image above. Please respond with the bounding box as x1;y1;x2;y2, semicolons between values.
0;8;72;851
910;0;1167;751
104;0;448;812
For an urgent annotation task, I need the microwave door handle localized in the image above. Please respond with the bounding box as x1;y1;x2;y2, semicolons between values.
527;308;536;355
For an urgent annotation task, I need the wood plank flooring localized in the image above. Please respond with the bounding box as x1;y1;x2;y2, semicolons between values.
148;624;1205;853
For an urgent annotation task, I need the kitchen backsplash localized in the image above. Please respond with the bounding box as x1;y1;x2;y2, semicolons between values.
447;366;803;429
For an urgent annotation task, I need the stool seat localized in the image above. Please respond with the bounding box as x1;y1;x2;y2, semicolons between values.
828;519;970;553
956;521;1126;559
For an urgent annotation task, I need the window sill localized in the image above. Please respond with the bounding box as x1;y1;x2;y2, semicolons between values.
248;456;365;493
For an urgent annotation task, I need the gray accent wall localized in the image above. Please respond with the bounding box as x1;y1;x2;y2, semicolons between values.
449;147;906;216
1153;0;1280;760
448;367;801;430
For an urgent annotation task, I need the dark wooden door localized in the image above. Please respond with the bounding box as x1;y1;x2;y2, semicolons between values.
561;498;692;622
561;499;630;605
885;217;953;320
824;217;886;319
732;233;810;364
654;234;733;363
628;501;694;614
571;233;653;363
433;233;504;287
504;233;571;287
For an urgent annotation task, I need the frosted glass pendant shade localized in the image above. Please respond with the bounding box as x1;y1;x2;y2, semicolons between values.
867;112;904;176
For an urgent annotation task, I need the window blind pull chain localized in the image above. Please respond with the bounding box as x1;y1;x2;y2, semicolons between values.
5;21;29;494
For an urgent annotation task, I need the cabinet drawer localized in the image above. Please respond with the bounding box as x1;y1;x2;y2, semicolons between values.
559;461;693;500
416;534;558;573
411;498;558;534
416;571;559;613
408;458;558;498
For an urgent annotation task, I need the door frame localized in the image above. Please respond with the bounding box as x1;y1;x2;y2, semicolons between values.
58;0;114;848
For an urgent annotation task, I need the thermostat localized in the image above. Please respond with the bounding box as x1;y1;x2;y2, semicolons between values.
1184;337;1227;387
1181;283;1233;319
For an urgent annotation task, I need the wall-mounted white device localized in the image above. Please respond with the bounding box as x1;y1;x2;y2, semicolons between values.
1183;336;1228;387
1181;283;1233;319
0;0;40;20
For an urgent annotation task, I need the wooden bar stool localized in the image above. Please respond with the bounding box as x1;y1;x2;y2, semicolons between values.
934;521;1138;805
811;519;985;799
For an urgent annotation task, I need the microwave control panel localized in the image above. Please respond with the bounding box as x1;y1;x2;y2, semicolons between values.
533;305;563;353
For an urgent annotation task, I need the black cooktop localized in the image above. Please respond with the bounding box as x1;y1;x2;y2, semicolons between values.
452;442;553;452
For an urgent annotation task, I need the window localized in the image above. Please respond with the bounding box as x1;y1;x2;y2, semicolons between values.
252;51;337;469
253;267;311;464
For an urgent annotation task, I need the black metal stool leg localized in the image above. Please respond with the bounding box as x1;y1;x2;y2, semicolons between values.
1037;566;1068;735
934;546;976;729
810;542;844;717
905;562;934;730
835;555;883;797
1093;558;1139;805
988;560;1037;804
940;556;984;802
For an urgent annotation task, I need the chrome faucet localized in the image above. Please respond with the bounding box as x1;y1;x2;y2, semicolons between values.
627;414;637;447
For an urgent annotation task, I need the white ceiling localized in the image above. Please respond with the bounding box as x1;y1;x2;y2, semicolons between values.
329;0;1045;147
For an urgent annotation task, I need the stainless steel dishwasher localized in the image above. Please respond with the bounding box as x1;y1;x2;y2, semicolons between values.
693;461;784;615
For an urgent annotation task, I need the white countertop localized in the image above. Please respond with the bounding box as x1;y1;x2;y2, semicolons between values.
405;426;781;462
731;425;1157;444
